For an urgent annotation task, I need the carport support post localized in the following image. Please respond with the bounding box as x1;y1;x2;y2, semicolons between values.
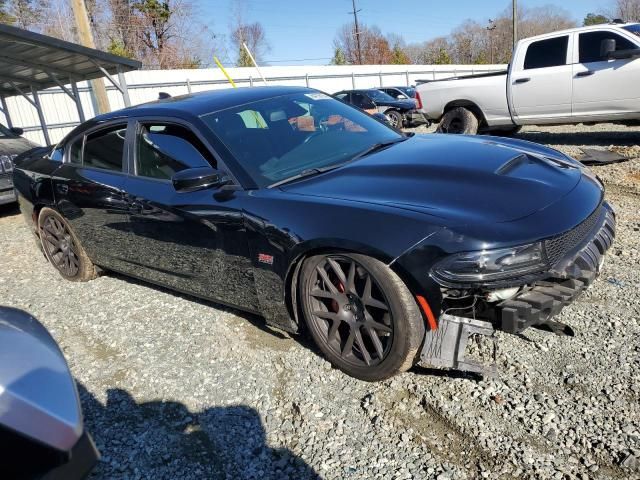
0;96;12;128
117;66;131;107
31;87;51;146
70;80;85;123
405;71;410;87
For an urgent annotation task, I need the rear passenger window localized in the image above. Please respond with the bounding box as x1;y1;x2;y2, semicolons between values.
83;125;126;172
579;31;637;63
135;123;215;180
524;36;569;69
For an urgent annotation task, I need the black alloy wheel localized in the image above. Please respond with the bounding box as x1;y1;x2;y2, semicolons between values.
41;215;80;277
39;208;98;282
300;253;424;381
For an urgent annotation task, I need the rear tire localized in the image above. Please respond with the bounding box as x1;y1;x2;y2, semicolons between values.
300;253;425;381
384;110;404;129
38;207;98;282
437;107;479;134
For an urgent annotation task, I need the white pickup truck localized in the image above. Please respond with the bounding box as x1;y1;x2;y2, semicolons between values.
416;23;640;135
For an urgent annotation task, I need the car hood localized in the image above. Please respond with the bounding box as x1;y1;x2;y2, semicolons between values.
0;137;38;155
281;134;587;224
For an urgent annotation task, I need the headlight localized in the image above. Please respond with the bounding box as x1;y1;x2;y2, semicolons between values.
431;242;547;285
0;154;14;173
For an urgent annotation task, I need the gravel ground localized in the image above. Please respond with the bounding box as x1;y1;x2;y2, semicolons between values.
1;123;639;479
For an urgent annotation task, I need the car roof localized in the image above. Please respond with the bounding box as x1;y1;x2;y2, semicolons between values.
94;85;317;122
521;22;639;43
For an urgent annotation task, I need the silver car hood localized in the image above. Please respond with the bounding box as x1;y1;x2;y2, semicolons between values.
0;307;83;451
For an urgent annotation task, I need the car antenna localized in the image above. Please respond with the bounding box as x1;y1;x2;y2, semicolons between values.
158;92;172;100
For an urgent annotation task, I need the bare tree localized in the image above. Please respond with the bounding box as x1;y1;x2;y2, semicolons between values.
3;0;46;29
334;23;395;64
231;22;269;67
613;0;640;21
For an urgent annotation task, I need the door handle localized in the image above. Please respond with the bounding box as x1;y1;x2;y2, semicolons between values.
514;77;531;84
576;70;595;77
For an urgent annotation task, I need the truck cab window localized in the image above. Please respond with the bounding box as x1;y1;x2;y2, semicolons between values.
579;31;637;63
524;36;569;69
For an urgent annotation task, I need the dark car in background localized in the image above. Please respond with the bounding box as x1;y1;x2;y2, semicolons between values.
14;86;614;381
333;89;428;129
379;86;417;102
0;123;36;206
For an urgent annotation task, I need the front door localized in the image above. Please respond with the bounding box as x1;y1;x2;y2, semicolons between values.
52;122;132;272
572;29;640;119
510;35;573;123
121;120;259;311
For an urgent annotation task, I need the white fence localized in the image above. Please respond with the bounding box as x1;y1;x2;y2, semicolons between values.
0;64;506;146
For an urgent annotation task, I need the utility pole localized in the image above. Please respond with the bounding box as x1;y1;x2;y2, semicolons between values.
350;0;362;65
512;0;518;50
486;19;497;64
70;0;110;114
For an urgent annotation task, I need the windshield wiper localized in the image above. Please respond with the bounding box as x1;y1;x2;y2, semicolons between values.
349;136;408;162
269;165;340;188
268;136;408;188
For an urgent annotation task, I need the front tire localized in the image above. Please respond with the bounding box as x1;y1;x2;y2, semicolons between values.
437;107;479;134
300;253;425;381
384;110;403;129
38;207;98;282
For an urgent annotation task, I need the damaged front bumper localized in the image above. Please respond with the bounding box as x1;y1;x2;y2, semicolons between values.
497;203;615;334
420;202;615;374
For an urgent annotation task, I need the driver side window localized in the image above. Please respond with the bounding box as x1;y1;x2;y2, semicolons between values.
135;122;216;180
579;31;637;64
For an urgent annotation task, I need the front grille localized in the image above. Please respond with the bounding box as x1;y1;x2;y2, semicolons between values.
544;204;603;265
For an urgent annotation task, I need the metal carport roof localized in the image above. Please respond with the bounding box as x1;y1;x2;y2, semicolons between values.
0;23;141;145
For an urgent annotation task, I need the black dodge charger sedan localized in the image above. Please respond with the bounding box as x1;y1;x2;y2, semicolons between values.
14;86;614;381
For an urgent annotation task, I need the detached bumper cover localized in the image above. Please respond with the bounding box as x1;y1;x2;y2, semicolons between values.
498;203;615;334
405;110;430;126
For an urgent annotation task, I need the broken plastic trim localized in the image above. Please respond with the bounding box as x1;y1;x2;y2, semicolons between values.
420;313;497;376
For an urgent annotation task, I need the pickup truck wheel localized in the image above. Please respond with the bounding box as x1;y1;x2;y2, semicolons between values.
300;253;425;381
437;107;479;135
384;110;403;129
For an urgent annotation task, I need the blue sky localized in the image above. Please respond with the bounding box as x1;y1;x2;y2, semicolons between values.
202;0;611;65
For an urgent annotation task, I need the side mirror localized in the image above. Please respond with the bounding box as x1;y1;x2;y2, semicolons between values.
600;38;616;59
397;94;408;99
9;127;24;136
172;167;230;193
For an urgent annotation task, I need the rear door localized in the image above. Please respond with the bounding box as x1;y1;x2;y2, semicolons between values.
510;34;573;123
120;118;259;310
572;29;640;119
52;122;132;271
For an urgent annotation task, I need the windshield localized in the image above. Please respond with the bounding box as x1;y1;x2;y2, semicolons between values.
367;90;398;102
201;92;401;188
623;24;640;38
398;87;416;98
